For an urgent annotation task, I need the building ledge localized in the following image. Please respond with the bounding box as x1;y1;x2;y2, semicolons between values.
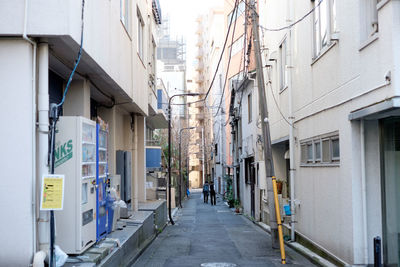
348;96;400;120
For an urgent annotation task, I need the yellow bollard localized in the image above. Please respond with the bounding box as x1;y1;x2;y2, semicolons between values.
272;176;286;264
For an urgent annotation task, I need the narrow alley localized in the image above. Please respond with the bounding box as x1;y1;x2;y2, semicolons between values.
132;192;315;267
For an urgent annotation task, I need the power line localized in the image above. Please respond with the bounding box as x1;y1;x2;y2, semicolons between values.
214;0;240;117
202;0;239;101
57;0;85;107
259;0;323;32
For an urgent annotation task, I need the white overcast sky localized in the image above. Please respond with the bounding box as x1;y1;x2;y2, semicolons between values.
159;0;223;68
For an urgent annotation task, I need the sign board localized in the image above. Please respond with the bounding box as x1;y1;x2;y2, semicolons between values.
40;174;65;210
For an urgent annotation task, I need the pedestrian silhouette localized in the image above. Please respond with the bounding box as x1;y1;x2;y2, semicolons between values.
210;181;216;205
203;181;209;203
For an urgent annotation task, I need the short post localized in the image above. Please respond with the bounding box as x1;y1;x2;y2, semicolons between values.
374;236;382;267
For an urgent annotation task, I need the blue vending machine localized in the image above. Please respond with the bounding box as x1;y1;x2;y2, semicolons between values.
96;117;111;241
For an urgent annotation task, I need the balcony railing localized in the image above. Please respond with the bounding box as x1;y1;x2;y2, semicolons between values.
146;139;161;146
152;0;162;24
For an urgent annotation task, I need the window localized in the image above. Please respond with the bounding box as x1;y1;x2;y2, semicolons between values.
137;9;144;60
300;133;339;165
151;39;156;75
314;141;321;161
360;0;379;42
215;144;218;156
313;0;336;58
279;38;287;90
231;35;244;56
248;93;252;123
227;1;245;23
120;0;130;34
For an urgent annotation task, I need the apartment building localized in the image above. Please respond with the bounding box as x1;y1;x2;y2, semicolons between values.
0;0;162;265
221;0;264;221
259;0;400;265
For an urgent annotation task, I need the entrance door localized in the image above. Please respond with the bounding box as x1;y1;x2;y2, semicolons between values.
381;118;400;266
236;167;240;201
250;162;255;218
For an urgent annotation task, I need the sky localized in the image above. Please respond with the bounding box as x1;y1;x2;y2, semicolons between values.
159;0;223;69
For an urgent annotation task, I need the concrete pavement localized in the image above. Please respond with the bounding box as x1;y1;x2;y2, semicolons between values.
132;192;316;267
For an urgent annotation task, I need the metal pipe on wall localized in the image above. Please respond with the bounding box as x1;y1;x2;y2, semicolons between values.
361;120;369;264
23;0;39;257
287;0;296;242
37;41;50;253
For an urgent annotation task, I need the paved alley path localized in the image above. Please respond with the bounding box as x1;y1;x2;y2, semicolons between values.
132;192;316;267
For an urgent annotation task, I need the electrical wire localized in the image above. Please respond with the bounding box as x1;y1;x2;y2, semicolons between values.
57;0;85;107
259;0;323;32
214;0;240;117
202;0;239;102
259;19;295;128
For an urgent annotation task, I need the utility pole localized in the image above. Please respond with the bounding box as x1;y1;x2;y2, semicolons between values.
249;0;280;249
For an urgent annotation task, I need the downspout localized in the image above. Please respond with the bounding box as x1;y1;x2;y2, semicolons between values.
360;120;368;264
202;127;205;185
22;0;39;261
37;41;50;254
287;0;296;242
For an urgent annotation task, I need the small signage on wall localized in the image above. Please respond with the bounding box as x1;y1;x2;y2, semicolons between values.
40;174;65;210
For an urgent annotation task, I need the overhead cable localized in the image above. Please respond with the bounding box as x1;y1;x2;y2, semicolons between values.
259;0;323;32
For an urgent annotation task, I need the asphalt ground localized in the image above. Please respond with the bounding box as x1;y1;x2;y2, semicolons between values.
132;191;316;267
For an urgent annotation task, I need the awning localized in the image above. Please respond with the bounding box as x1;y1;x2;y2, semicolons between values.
349;97;400;120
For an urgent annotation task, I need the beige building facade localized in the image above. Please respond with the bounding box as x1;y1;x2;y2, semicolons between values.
0;0;163;265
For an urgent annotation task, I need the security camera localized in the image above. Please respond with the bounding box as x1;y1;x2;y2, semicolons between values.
385;70;391;83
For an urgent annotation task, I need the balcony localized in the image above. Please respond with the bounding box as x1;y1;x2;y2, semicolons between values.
195;73;204;83
195;113;205;120
196;24;203;34
152;0;162;24
196;38;203;47
196;49;204;59
195;61;204;71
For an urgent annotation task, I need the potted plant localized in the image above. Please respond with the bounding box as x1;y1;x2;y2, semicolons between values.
234;199;241;213
227;193;235;208
276;179;284;195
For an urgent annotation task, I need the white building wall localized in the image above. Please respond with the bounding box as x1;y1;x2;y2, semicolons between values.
260;0;400;264
0;40;34;265
0;0;144;111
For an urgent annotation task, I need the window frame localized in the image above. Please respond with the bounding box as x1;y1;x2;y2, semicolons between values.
279;37;288;91
312;0;337;59
227;1;245;24
137;8;145;60
248;93;252;123
120;0;131;35
300;133;340;166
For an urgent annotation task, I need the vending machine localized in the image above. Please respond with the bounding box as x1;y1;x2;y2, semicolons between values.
96;118;109;241
54;116;97;254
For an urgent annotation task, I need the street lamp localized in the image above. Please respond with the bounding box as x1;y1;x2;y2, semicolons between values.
168;92;201;225
179;127;195;208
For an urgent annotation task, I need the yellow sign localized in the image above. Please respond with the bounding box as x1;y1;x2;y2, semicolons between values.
40;175;65;210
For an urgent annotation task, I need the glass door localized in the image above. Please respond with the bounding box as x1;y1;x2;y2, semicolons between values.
381;118;400;266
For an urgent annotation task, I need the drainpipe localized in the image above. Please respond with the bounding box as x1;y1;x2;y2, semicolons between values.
360;120;368;264
22;0;39;260
202;127;205;185
287;0;296;242
37;41;50;254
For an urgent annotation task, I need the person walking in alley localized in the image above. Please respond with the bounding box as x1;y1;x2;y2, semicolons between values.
210;181;216;205
203;181;209;203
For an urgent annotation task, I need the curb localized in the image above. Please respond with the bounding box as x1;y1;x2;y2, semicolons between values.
255;222;336;267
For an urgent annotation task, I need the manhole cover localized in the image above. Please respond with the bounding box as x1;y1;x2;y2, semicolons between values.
201;263;237;267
